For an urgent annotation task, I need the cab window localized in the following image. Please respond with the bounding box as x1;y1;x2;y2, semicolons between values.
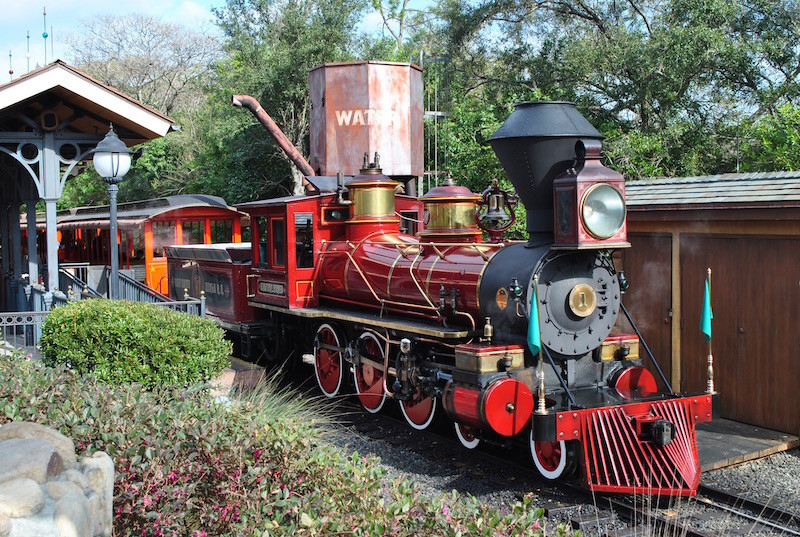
295;212;313;268
256;216;269;267
272;219;286;267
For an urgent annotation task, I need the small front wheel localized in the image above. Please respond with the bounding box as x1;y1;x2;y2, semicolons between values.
530;433;577;480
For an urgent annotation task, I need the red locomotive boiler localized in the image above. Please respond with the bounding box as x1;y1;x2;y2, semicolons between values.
166;61;715;496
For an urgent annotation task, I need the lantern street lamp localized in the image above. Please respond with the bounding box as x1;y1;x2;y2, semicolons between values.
91;124;132;299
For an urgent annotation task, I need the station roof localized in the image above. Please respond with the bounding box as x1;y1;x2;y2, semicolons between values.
626;172;800;211
0;60;175;146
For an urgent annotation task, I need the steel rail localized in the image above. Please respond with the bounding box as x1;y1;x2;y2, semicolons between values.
697;483;800;535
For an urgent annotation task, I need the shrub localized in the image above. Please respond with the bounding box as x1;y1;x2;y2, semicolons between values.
0;356;568;536
39;299;230;388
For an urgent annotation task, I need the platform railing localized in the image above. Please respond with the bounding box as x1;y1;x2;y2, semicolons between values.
60;263;90;285
0;310;49;354
59;268;103;299
118;271;171;303
151;292;206;317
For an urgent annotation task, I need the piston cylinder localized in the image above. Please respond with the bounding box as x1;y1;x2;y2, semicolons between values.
442;377;534;437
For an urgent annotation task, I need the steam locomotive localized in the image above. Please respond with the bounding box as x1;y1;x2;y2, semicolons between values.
166;61;714;496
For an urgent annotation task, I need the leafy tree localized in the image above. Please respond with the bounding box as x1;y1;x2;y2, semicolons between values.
207;0;368;198
742;103;800;171
433;0;800;179
64;14;220;115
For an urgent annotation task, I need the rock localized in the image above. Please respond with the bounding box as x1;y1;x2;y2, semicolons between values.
60;470;90;494
0;438;63;484
0;513;10;537
0;422;77;469
0;477;45;517
86;494;102;537
80;452;113;536
54;493;91;537
45;481;84;501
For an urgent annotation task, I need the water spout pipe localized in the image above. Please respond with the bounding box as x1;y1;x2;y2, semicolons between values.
231;94;316;177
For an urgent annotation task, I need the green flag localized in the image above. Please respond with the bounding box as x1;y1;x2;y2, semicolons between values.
700;277;713;342
527;282;541;355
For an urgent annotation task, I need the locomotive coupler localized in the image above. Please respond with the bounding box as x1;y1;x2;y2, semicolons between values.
634;415;676;447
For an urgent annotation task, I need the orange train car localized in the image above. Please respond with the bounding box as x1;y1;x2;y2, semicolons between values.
23;194;245;294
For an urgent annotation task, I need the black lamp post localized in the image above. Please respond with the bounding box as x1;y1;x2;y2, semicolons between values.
92;124;132;299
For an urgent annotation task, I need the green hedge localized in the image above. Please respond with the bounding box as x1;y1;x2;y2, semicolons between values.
0;356;567;536
39;299;230;388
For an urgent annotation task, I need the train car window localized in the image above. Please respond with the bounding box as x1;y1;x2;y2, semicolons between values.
295;212;314;269
400;211;419;235
182;221;204;245
131;229;145;260
152;221;175;258
272;219;286;267
211;220;233;243
256;216;268;267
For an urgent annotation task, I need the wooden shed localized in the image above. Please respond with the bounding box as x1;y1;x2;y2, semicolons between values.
622;172;800;435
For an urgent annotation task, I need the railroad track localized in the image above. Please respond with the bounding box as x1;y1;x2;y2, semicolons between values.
323;392;800;536
693;483;800;536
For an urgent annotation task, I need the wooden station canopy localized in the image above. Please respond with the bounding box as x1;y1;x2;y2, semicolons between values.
0;60;175;304
622;172;800;435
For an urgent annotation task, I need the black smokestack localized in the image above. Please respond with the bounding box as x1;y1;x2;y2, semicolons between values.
488;101;602;244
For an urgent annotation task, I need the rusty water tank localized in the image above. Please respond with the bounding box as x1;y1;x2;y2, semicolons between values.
309;61;423;179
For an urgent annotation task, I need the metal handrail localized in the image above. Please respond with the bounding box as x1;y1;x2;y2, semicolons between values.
620;301;675;396
60;262;90;284
59;268;102;299
150;294;206;317
118;271;170;303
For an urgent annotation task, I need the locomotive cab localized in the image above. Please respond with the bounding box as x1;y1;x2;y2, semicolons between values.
238;194;342;309
237;186;425;310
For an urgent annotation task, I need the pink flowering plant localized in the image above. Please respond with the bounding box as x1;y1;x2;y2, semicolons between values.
1;355;571;536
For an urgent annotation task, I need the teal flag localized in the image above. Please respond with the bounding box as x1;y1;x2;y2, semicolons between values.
700;277;713;342
527;283;541;355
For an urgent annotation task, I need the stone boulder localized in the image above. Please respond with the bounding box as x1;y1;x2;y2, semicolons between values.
0;424;113;537
0;478;45;518
0;422;77;468
0;438;63;485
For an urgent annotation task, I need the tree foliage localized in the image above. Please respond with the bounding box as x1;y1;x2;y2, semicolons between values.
60;0;800;211
203;0;368;198
64;14;221;115
431;0;800;181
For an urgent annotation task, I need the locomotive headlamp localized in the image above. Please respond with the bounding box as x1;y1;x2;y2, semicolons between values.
581;183;626;239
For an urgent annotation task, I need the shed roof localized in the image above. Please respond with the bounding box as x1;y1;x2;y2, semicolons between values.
625;171;800;210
